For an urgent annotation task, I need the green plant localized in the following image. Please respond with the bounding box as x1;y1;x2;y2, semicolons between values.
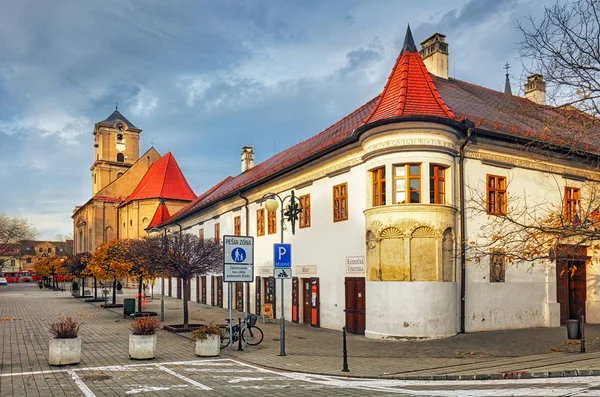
50;317;80;339
191;323;223;341
129;316;161;335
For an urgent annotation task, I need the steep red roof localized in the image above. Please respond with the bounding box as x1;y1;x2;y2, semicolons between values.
147;200;171;229
163;26;600;226
364;26;454;123
121;152;196;206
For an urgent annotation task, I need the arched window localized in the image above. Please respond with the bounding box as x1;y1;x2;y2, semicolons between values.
117;153;124;162
117;172;123;178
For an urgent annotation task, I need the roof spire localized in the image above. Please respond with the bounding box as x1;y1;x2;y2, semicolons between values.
401;24;417;53
504;62;512;95
115;101;118;110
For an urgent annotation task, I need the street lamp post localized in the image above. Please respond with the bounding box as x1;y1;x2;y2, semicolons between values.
262;190;302;357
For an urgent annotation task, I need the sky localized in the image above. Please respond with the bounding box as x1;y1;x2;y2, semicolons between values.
0;0;556;240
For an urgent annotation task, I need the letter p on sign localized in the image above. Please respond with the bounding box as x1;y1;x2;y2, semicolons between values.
273;243;291;268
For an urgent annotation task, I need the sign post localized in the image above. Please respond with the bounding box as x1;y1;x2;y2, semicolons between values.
223;236;254;350
274;243;291;356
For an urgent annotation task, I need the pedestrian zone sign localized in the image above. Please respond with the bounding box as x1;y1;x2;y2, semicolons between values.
273;243;291;268
223;235;254;282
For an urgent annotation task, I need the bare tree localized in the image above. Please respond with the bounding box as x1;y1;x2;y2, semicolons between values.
65;252;91;297
0;213;36;257
151;233;221;327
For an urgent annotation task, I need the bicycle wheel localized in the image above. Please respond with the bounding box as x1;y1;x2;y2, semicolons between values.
242;326;264;346
220;328;230;348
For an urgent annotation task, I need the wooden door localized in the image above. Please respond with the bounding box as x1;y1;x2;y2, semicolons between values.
556;260;586;325
210;276;215;306
302;278;311;324
217;276;223;308
168;277;172;297
263;277;276;319
176;277;182;299
201;276;207;304
196;276;200;303
345;277;366;335
310;277;320;328
255;276;261;315
236;282;244;312
292;277;299;323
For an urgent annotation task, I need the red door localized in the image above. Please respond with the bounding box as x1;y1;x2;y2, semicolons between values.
201;276;207;304
292;277;299;323
302;278;311;324
310;278;320;328
556;260;587;325
345;277;366;335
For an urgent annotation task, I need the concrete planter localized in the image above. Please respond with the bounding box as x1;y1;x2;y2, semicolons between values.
48;337;81;366
129;334;157;360
194;335;220;357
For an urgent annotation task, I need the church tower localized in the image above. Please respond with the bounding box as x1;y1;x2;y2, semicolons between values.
91;108;141;195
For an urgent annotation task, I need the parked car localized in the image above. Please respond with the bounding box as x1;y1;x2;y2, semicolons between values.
0;277;8;286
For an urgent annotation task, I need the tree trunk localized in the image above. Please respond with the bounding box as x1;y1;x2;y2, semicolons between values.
93;277;97;299
183;278;189;327
137;276;143;313
112;279;117;304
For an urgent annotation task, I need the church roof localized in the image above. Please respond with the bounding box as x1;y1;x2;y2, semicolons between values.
162;26;600;226
147;199;171;229
96;109;140;131
121;152;196;206
364;25;454;123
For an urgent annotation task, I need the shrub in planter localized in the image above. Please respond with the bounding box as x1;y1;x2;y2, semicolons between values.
129;316;161;360
48;317;81;366
191;323;222;357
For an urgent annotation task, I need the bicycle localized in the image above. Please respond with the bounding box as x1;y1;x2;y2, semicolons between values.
220;314;264;348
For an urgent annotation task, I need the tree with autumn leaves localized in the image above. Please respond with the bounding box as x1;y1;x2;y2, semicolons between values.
86;239;132;305
65;252;91;297
122;236;164;313
35;256;67;289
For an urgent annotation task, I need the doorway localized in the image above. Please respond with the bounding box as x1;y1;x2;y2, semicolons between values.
255;276;261;315
345;277;366;335
210;276;215;306
201;276;207;304
302;277;320;327
216;276;223;308
292;277;299;323
168;277;172;297
196;276;200;303
557;260;586;325
302;278;311;324
263;277;276;319
176;277;182;299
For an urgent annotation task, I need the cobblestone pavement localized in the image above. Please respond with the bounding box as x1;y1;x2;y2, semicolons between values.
5;283;600;396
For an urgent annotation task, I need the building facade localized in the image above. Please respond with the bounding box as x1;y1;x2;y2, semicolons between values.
157;27;600;339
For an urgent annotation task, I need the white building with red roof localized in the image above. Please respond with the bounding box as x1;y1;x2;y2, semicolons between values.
157;27;600;338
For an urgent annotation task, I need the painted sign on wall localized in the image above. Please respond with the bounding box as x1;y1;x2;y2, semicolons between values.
345;256;365;274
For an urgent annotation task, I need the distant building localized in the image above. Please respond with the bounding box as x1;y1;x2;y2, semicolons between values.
18;240;73;272
72;109;196;253
155;27;600;339
0;244;22;272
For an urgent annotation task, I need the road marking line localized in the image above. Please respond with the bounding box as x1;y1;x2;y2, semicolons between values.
67;369;96;397
155;364;212;390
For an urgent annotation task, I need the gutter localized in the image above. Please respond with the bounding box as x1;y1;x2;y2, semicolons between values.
459;119;475;334
238;190;250;316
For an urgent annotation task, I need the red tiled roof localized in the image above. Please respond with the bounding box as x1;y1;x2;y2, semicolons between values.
122;152;196;206
163;26;600;226
147;201;171;229
364;26;454;123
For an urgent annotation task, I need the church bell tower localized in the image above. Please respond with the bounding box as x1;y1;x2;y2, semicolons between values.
90;108;141;195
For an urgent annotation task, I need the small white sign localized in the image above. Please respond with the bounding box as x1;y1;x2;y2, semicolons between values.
345;256;365;274
224;264;253;282
295;265;317;274
274;268;292;279
258;266;273;275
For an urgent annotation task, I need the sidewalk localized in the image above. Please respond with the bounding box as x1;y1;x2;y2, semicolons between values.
131;287;600;380
3;284;600;382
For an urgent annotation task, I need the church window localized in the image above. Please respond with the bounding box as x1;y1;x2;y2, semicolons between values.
79;230;83;252
564;186;581;223
93;174;96;184
214;223;220;244
117;153;124;162
371;167;386;206
267;210;276;234
256;209;265;236
234;216;241;236
394;164;420;203
490;250;506;282
333;183;348;222
130;220;133;227
88;228;92;251
430;165;446;204
117;133;123;141
486;175;506;215
299;194;310;228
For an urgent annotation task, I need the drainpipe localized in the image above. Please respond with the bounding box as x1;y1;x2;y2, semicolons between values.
459;119;475;334
239;191;250;320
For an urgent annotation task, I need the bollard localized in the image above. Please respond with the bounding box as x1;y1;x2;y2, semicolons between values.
342;326;349;372
581;315;586;353
238;318;243;351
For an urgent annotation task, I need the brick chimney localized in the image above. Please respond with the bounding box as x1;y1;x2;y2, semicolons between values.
241;146;254;173
524;74;546;105
419;33;448;79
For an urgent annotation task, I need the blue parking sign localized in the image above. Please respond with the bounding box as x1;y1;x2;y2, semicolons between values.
273;243;291;268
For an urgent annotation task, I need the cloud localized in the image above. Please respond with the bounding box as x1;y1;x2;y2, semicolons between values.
129;88;158;117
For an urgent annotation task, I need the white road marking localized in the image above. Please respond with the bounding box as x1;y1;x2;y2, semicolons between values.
155;364;212;391
125;385;183;395
67;369;96;397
